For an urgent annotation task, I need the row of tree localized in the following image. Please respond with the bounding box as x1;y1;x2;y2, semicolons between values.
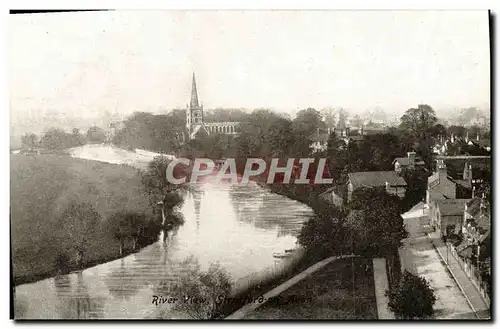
21;126;108;151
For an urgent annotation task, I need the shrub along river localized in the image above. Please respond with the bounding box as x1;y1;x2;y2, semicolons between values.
14;145;314;319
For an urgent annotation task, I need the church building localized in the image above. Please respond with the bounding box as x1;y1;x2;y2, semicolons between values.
185;73;240;140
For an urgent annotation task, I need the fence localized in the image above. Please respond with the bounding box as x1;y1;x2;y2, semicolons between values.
448;243;490;305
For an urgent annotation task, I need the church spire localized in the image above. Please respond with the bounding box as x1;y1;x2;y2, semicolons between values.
190;72;199;108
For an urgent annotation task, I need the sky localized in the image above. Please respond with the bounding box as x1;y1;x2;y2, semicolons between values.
9;10;490;126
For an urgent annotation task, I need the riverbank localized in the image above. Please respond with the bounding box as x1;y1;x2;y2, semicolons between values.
10;153;156;286
12;237;158;286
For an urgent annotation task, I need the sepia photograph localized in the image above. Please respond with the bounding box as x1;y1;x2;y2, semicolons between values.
9;9;491;320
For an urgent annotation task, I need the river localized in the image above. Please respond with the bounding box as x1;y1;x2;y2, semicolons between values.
14;145;315;319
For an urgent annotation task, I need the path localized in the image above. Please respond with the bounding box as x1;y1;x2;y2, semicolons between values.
225;254;356;319
372;258;394;319
399;232;479;319
427;232;490;319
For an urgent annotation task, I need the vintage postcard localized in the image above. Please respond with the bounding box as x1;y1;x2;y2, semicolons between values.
9;10;491;320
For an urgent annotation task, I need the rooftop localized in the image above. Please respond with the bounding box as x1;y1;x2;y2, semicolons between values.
392;157;426;166
348;171;407;188
436;199;471;216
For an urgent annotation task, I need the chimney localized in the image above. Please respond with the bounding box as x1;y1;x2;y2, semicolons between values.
345;127;350;136
477;133;480;142
436;159;447;180
465;131;469;143
407;151;416;169
472;186;476;199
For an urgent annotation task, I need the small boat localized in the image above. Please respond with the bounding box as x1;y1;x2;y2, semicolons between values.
285;249;297;253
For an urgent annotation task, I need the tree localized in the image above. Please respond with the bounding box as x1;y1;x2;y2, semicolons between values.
399;104;438;139
348;188;408;257
297;211;349;261
386;270;436;319
326;132;347;183
447;125;467;139
59;202;101;266
40;128;72;150
21;133;38;150
141;156;186;205
154;258;232;319
401;168;429;211
86;126;107;144
104;211;131;256
399;105;439;169
71;128;85;146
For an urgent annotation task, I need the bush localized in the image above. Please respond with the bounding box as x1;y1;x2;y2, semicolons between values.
386;270;436;319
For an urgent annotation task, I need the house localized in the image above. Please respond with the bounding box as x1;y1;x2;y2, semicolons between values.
426;160;473;204
400;201;432;236
452;197;491;302
459;198;490;260
392;152;425;173
347;171;407;201
429;198;471;237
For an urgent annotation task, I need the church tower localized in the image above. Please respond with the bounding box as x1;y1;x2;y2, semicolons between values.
186;72;204;138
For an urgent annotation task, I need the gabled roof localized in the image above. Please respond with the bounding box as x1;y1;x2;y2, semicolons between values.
348;171;407;189
392;157;426;166
436;199;471;216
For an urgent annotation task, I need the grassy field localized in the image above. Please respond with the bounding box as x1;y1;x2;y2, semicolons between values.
10;154;154;285
242;258;378;319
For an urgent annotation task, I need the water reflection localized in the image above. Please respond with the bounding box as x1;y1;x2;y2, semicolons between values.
59;272;105;319
106;259;144;301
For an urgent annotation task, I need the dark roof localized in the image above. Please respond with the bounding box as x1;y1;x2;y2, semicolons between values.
392;157;426;166
436;199;470;216
348;171;407;188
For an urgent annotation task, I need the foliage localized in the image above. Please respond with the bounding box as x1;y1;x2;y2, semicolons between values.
141;156;186;207
297;212;349;260
155;258;232;319
40;128;84;151
112;111;186;153
386;270;436;319
10;154;153;282
347;188;408;257
104;211;161;254
21;133;38;149
86;126;107;143
401;168;429;211
399;104;438;139
58;202;102;265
